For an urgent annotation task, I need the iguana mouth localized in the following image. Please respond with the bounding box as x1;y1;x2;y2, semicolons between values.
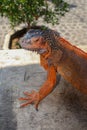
23;47;47;54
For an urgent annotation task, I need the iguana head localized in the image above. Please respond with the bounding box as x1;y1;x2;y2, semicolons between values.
19;29;47;54
19;27;60;54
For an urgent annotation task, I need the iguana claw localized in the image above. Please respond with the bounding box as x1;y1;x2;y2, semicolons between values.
19;91;40;110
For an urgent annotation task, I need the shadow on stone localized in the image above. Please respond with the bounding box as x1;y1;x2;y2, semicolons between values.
0;89;17;130
0;63;87;129
59;80;87;128
69;4;77;9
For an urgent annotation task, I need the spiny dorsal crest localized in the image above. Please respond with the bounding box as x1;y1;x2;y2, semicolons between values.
41;28;61;50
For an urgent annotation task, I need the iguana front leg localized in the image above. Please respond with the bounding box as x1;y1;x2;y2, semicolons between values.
19;65;57;110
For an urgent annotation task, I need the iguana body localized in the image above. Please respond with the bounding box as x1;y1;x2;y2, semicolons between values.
19;27;87;110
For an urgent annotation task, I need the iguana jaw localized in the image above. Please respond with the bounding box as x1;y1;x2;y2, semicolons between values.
25;47;47;54
19;37;48;54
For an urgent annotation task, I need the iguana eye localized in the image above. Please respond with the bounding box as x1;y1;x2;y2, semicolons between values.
35;38;39;42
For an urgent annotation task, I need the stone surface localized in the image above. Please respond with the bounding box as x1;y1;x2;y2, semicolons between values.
0;49;87;130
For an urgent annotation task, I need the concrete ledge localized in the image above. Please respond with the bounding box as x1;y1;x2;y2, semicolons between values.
0;49;40;67
0;49;87;130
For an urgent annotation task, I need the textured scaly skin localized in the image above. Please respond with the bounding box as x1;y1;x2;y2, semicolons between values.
19;27;87;110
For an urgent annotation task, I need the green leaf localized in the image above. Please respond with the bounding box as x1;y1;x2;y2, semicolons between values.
0;0;69;28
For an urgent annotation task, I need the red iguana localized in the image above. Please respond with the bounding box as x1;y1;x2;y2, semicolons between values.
19;26;87;110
